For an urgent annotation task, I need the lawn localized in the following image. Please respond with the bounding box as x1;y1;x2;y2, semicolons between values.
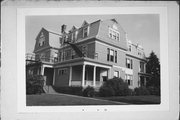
96;95;160;104
26;94;127;106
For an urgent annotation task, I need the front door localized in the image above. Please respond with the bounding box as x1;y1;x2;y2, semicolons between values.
44;68;54;85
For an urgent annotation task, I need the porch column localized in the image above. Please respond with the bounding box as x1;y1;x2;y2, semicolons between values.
41;66;44;75
93;66;96;87
82;64;86;87
69;66;72;86
108;68;111;79
52;69;55;86
144;77;146;86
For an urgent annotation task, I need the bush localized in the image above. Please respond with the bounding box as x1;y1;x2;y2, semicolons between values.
99;86;115;97
26;75;45;95
53;86;83;96
99;77;132;97
134;86;150;96
147;86;160;96
82;86;95;97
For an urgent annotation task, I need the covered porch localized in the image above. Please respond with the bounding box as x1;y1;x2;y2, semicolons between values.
70;62;111;88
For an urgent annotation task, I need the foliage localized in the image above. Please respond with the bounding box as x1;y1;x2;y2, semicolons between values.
53;86;83;95
26;75;45;95
147;86;160;96
134;86;150;96
99;85;115;97
82;86;95;97
146;51;160;87
99;77;132;97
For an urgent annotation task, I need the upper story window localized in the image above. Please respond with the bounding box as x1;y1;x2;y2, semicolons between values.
83;26;89;38
138;49;142;56
128;45;132;51
39;32;45;46
126;58;133;69
140;62;145;73
110;49;114;62
71;50;76;59
107;48;117;63
109;27;120;41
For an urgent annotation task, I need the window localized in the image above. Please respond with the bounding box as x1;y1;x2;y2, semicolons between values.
126;58;133;69
138;49;142;56
39;32;45;46
110;49;114;62
140;62;145;73
114;71;119;78
128;45;131;51
115;51;117;63
58;68;67;76
107;48;117;63
125;74;133;86
71;50;75;59
83;26;88;38
109;27;120;41
81;46;87;56
107;48;110;61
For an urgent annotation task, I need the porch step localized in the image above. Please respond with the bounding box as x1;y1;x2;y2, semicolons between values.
43;85;57;94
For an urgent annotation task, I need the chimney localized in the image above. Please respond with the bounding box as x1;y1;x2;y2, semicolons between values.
61;24;67;33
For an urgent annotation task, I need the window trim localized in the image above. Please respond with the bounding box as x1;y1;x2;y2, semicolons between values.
83;26;89;38
109;27;120;41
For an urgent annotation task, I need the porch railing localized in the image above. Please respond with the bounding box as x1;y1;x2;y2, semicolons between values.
71;81;82;86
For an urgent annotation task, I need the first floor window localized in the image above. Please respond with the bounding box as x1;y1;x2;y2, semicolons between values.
58;68;67;76
125;74;133;86
114;71;119;78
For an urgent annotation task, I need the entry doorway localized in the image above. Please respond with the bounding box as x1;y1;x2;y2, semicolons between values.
44;67;54;86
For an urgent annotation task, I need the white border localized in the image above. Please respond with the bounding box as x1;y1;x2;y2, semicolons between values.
17;7;169;113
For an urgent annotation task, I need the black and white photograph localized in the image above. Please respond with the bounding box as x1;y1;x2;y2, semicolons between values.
26;15;161;106
1;1;179;120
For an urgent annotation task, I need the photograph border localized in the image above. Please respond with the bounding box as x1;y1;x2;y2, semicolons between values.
1;1;179;120
18;7;168;113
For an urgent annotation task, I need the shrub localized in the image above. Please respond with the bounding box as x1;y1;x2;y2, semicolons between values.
134;86;150;96
82;86;95;97
99;77;132;97
99;86;115;97
147;86;160;96
26;75;45;95
53;86;83;96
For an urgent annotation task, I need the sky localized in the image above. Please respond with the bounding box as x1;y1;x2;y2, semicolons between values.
26;14;160;59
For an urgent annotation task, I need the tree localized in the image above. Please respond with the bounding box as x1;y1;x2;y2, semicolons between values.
146;51;160;87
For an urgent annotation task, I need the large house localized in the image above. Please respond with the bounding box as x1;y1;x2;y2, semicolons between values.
26;18;149;90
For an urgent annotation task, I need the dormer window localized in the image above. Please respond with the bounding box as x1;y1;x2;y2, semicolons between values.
128;45;132;51
83;26;89;38
39;32;45;46
109;27;120;41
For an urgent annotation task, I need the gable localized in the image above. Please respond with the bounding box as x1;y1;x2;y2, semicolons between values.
81;20;89;27
34;28;50;53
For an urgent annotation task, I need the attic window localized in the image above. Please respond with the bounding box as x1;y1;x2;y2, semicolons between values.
39;32;45;46
109;27;120;41
83;26;89;38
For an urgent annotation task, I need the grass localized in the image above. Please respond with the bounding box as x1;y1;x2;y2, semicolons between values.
96;95;160;104
26;94;127;106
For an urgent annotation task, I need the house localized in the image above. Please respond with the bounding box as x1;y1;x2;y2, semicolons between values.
26;18;149;89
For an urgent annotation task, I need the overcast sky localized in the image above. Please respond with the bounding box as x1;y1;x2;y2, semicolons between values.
26;14;160;59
